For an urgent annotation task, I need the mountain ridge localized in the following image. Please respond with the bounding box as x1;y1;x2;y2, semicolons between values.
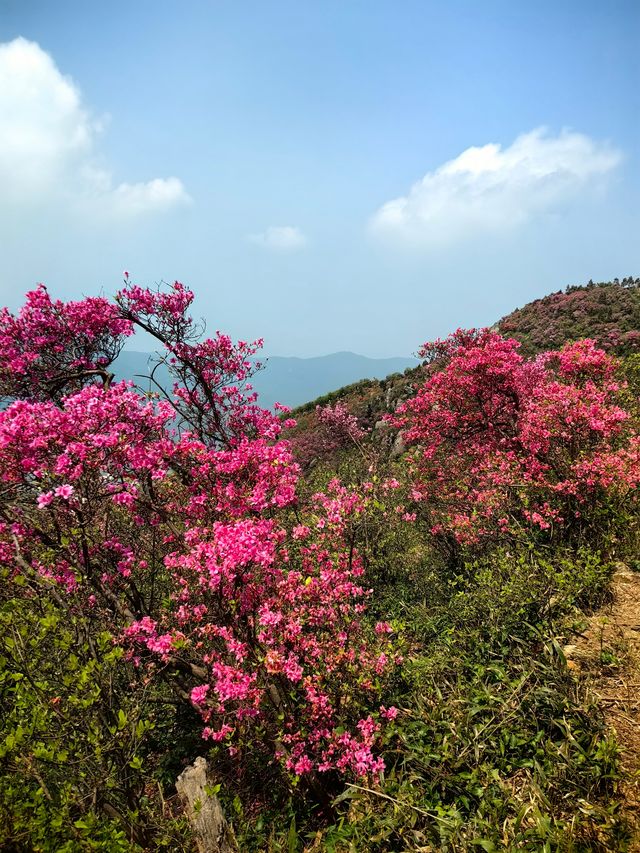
114;349;419;410
115;277;638;416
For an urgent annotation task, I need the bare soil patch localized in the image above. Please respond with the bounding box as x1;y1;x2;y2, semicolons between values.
565;564;640;849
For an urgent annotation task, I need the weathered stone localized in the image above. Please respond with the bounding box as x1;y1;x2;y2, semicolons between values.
389;432;406;459
176;757;238;853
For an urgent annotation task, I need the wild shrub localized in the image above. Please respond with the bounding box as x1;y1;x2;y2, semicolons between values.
393;330;639;565
0;282;399;804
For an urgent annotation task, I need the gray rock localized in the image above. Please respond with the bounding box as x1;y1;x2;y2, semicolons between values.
176;757;238;853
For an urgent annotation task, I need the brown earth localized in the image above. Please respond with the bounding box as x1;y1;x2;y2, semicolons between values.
564;564;640;850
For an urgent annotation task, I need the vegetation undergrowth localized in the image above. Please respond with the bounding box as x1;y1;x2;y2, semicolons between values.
231;545;629;852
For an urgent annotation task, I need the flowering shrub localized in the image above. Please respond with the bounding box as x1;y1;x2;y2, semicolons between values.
393;329;639;549
0;281;398;793
289;401;367;469
0;284;133;401
316;402;366;444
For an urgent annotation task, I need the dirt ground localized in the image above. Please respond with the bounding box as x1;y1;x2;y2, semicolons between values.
565;564;640;850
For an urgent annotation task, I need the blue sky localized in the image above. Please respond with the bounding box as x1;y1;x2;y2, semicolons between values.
0;0;638;356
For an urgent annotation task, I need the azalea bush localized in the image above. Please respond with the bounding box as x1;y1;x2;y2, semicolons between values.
498;276;640;356
393;329;639;563
0;281;399;825
288;401;369;470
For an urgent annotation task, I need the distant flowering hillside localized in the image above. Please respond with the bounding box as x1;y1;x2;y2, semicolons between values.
287;277;640;471
498;277;640;356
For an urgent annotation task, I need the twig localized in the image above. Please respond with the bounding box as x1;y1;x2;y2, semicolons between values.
344;783;454;825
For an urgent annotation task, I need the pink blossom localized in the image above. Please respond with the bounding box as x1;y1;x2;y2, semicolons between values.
293;756;313;775
190;684;210;706
380;705;398;720
292;524;310;540
37;491;54;508
54;484;74;500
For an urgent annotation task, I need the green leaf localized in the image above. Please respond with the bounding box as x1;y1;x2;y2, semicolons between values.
472;840;496;852
287;815;298;853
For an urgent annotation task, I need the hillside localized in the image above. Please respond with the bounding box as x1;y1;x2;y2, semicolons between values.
287;277;640;468
114;280;639;424
2;279;640;852
497;276;640;355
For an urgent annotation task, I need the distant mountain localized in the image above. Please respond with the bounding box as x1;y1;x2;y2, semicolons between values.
251;352;418;409
113;350;419;410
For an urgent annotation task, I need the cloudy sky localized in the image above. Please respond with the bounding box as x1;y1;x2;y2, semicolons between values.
0;0;638;356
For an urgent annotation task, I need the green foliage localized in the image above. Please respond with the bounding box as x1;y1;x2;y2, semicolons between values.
289;378;380;416
620;352;640;401
313;646;624;852
0;569;193;851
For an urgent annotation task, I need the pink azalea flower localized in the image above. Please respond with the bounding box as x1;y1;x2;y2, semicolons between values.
54;484;74;500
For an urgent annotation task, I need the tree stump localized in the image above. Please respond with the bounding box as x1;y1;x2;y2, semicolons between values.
176;757;238;853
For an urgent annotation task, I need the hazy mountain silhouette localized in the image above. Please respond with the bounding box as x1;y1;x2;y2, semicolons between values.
114;350;419;410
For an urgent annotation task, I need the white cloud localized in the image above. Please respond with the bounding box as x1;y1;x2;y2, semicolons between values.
248;225;307;251
0;37;190;217
110;178;190;217
370;128;621;247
